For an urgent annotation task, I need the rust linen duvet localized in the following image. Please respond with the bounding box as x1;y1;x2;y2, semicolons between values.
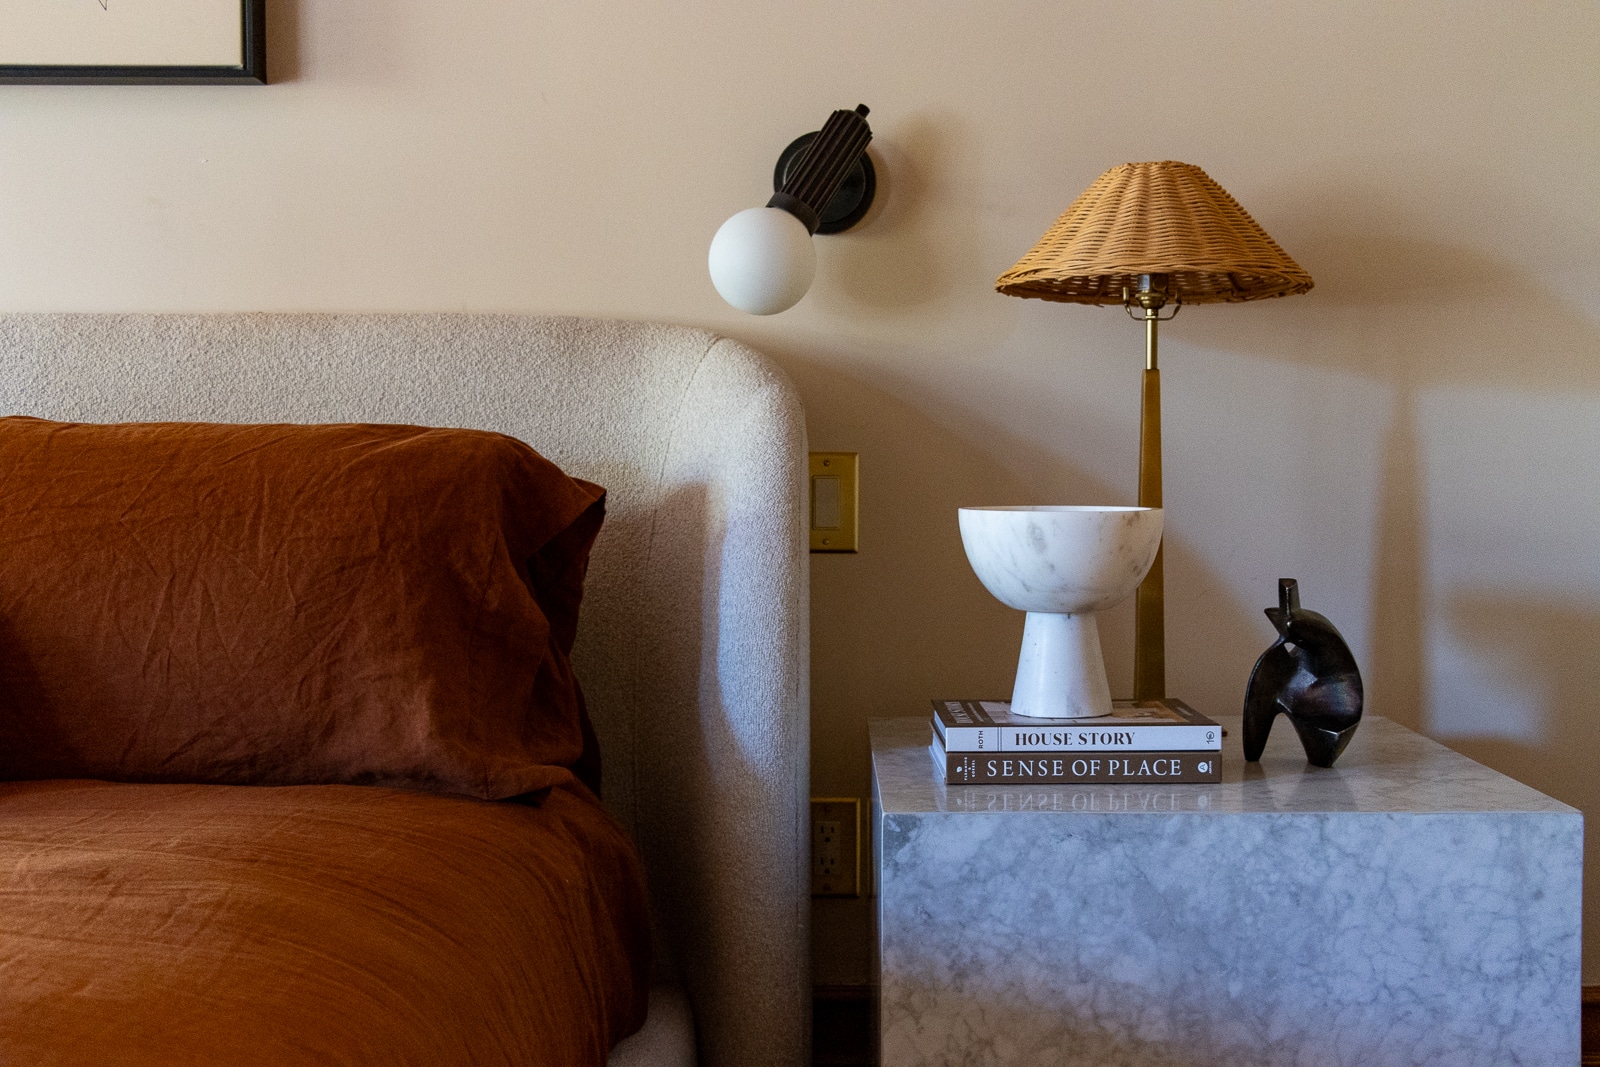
0;778;651;1066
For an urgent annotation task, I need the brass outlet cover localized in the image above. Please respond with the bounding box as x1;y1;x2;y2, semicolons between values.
810;797;861;897
809;452;858;553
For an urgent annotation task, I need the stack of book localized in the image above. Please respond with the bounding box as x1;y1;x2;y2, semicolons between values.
930;698;1224;785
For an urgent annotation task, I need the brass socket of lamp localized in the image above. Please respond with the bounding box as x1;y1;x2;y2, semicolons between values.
1128;274;1172;312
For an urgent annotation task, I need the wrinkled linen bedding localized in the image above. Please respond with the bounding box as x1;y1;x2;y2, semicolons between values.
0;778;651;1067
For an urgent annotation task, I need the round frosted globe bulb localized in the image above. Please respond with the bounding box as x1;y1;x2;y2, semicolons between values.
708;207;816;315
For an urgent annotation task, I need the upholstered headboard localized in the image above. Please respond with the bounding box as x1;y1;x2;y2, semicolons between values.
0;313;810;1067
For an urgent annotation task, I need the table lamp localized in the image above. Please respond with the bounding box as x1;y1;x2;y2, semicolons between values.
995;161;1313;702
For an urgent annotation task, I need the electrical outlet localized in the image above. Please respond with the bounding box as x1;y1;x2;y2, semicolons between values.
810;797;860;897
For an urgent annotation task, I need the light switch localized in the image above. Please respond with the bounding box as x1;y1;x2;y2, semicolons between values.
813;475;842;529
809;452;858;553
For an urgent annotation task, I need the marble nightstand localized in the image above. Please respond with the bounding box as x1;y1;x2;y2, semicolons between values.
870;715;1581;1066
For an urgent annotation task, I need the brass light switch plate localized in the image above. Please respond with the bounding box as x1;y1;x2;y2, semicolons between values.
810;797;861;897
809;452;858;553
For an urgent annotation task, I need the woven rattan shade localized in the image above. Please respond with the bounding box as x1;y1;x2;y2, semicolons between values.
996;161;1312;305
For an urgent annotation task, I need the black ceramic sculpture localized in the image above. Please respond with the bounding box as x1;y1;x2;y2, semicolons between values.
1243;579;1364;767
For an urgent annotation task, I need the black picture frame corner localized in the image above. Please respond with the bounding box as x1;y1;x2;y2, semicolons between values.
0;0;265;85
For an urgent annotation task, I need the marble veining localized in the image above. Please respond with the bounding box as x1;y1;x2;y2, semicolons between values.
957;506;1162;614
872;716;1581;1066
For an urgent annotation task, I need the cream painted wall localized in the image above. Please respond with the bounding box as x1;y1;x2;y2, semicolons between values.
1;0;1596;985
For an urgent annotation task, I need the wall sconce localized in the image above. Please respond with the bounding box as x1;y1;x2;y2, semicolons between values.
708;104;876;315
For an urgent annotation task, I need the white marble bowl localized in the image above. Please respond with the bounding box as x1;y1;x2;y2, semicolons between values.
959;506;1163;718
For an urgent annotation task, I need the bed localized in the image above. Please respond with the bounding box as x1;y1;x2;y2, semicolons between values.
0;314;810;1067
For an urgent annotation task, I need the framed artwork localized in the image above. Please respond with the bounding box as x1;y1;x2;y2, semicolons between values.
0;0;265;84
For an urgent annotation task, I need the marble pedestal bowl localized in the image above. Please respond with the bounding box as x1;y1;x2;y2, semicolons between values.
959;506;1163;718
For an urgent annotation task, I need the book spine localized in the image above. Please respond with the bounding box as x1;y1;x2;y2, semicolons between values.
939;724;1221;753
931;716;1001;751
935;745;1221;785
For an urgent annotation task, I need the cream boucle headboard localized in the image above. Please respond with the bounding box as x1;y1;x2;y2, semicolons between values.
0;313;810;1067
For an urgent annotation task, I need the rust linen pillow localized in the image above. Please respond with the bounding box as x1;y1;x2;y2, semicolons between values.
0;417;605;800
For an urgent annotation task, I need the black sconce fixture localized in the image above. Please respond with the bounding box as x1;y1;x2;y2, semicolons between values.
709;104;876;314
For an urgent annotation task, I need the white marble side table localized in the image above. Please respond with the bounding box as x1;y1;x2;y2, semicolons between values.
871;715;1581;1066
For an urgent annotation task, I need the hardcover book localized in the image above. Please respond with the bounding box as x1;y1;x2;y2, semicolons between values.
931;698;1222;753
931;730;1222;785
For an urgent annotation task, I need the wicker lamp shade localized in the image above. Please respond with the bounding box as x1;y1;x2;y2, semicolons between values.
996;161;1313;305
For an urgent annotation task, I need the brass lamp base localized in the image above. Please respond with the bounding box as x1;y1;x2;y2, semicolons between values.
1130;276;1172;702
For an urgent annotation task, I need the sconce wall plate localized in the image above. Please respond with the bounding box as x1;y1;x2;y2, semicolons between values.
775;133;876;235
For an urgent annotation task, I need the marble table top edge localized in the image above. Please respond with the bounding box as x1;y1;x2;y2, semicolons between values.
871;714;1578;817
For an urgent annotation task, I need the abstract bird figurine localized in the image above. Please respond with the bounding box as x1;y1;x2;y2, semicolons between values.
1243;579;1364;767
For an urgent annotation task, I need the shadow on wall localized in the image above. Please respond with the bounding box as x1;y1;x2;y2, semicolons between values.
1443;594;1600;762
822;111;985;316
1368;391;1426;734
1179;193;1600;735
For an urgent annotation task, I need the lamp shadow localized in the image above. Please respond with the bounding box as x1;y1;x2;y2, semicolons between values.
1440;594;1600;786
1366;389;1427;732
1177;204;1600;729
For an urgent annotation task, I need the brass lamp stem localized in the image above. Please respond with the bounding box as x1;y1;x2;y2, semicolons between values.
1145;305;1158;372
1132;274;1167;701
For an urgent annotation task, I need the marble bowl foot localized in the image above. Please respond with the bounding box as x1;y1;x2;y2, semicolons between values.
1011;610;1112;718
